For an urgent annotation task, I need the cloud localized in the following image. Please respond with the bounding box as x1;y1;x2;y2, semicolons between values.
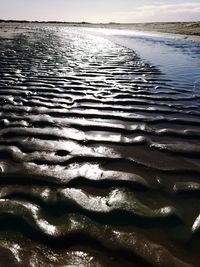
113;3;200;23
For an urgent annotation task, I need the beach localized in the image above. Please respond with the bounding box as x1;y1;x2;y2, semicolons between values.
80;21;200;42
1;21;200;41
0;23;199;266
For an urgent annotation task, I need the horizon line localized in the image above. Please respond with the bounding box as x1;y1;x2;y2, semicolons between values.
0;19;199;25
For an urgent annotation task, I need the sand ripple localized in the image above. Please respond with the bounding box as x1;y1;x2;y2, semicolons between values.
0;25;199;266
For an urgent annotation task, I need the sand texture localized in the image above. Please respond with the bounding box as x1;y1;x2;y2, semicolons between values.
0;24;199;266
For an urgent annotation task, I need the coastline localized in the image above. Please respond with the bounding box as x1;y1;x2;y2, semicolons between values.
0;21;199;267
76;21;200;43
0;21;200;42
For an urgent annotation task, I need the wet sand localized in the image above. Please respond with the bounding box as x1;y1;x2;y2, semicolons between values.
0;24;200;266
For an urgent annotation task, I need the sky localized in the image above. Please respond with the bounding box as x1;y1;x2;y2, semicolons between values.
0;0;200;23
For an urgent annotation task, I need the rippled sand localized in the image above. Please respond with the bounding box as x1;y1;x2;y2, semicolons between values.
0;24;200;266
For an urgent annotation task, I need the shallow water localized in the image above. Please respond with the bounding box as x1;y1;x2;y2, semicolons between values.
84;28;200;91
0;24;200;266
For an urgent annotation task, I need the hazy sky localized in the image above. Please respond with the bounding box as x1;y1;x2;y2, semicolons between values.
0;0;199;23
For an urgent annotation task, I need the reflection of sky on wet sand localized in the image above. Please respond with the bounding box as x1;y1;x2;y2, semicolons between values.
0;25;200;266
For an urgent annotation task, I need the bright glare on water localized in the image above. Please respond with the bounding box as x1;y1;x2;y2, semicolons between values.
82;27;200;92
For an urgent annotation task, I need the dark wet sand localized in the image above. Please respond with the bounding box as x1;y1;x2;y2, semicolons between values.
0;24;199;266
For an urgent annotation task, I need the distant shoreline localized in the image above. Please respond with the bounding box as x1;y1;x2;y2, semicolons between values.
85;22;200;42
0;20;200;42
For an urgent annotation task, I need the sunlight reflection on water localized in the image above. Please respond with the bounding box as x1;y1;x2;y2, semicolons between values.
81;27;200;91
